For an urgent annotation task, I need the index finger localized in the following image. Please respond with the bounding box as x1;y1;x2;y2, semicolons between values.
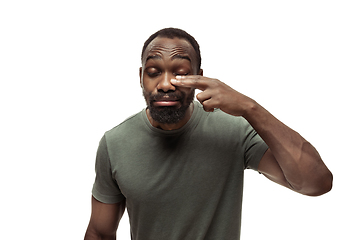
171;75;209;91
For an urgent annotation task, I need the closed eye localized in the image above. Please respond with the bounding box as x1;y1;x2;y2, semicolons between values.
174;72;189;76
146;67;161;78
147;71;161;77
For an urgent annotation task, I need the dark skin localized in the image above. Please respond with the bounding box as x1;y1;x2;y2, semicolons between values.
171;74;333;195
84;37;333;239
140;37;202;130
84;197;125;240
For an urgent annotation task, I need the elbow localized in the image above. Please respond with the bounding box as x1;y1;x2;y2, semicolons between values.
85;226;117;240
302;170;333;197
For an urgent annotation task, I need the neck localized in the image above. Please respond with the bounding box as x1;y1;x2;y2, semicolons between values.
146;102;194;131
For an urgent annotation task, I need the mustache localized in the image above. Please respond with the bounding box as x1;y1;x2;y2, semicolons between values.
149;91;184;102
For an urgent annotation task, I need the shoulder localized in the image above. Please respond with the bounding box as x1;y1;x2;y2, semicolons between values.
104;110;145;141
194;102;254;141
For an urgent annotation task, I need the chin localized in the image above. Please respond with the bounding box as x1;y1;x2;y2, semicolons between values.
148;105;188;124
143;89;195;124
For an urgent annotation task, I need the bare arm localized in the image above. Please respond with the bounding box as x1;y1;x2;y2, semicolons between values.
245;103;333;196
84;196;126;240
171;75;333;196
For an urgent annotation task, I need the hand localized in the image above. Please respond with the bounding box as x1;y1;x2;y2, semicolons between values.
171;75;255;117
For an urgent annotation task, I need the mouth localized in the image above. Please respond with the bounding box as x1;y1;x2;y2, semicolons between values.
152;99;180;107
148;91;184;108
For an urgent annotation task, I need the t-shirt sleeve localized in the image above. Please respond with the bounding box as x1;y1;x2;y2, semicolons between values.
92;135;125;204
243;123;269;171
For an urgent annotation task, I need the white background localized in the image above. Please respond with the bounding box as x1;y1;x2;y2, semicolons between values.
1;0;359;239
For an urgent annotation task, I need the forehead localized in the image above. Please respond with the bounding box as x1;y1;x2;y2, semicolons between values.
143;37;196;62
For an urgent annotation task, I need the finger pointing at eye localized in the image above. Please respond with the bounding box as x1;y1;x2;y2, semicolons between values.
170;75;208;91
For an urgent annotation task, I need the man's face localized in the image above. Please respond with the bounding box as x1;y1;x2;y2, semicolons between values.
140;37;200;124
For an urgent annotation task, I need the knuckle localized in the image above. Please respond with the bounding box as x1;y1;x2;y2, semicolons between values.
202;101;215;112
209;78;219;87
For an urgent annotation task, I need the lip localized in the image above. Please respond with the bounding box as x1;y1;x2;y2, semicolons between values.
153;100;180;107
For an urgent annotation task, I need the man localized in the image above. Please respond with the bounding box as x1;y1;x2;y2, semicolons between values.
84;28;332;240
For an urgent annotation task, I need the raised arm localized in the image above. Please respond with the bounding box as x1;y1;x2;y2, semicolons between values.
245;103;333;196
84;196;126;240
171;75;333;196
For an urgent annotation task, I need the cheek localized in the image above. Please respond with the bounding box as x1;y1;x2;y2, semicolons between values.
141;80;153;97
177;86;195;95
142;79;158;93
179;88;195;101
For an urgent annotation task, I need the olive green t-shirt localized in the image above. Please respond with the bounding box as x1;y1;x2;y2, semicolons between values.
92;101;268;240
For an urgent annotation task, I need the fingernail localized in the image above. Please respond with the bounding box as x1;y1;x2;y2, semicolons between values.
170;79;178;84
175;75;183;80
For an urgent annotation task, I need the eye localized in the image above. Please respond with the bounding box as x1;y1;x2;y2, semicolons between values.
174;72;189;76
173;66;190;76
146;68;161;78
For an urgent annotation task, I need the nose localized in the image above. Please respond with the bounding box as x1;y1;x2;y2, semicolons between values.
157;72;176;92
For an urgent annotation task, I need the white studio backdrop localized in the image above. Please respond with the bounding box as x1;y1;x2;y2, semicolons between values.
1;0;359;239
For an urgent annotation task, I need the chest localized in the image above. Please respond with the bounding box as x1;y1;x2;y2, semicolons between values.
108;133;244;204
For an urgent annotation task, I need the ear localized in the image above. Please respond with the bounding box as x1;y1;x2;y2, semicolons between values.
139;67;143;87
198;69;203;76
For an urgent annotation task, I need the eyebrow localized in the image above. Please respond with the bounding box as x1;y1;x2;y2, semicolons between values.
171;54;191;62
146;55;162;62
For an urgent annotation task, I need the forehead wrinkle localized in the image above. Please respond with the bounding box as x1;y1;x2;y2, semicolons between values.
146;42;174;55
144;47;164;64
148;45;168;52
143;39;195;66
148;41;190;52
145;47;191;64
169;47;191;58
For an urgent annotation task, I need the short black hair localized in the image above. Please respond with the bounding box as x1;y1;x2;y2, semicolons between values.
141;28;201;73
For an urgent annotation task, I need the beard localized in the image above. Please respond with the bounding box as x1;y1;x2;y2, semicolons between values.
143;89;195;124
